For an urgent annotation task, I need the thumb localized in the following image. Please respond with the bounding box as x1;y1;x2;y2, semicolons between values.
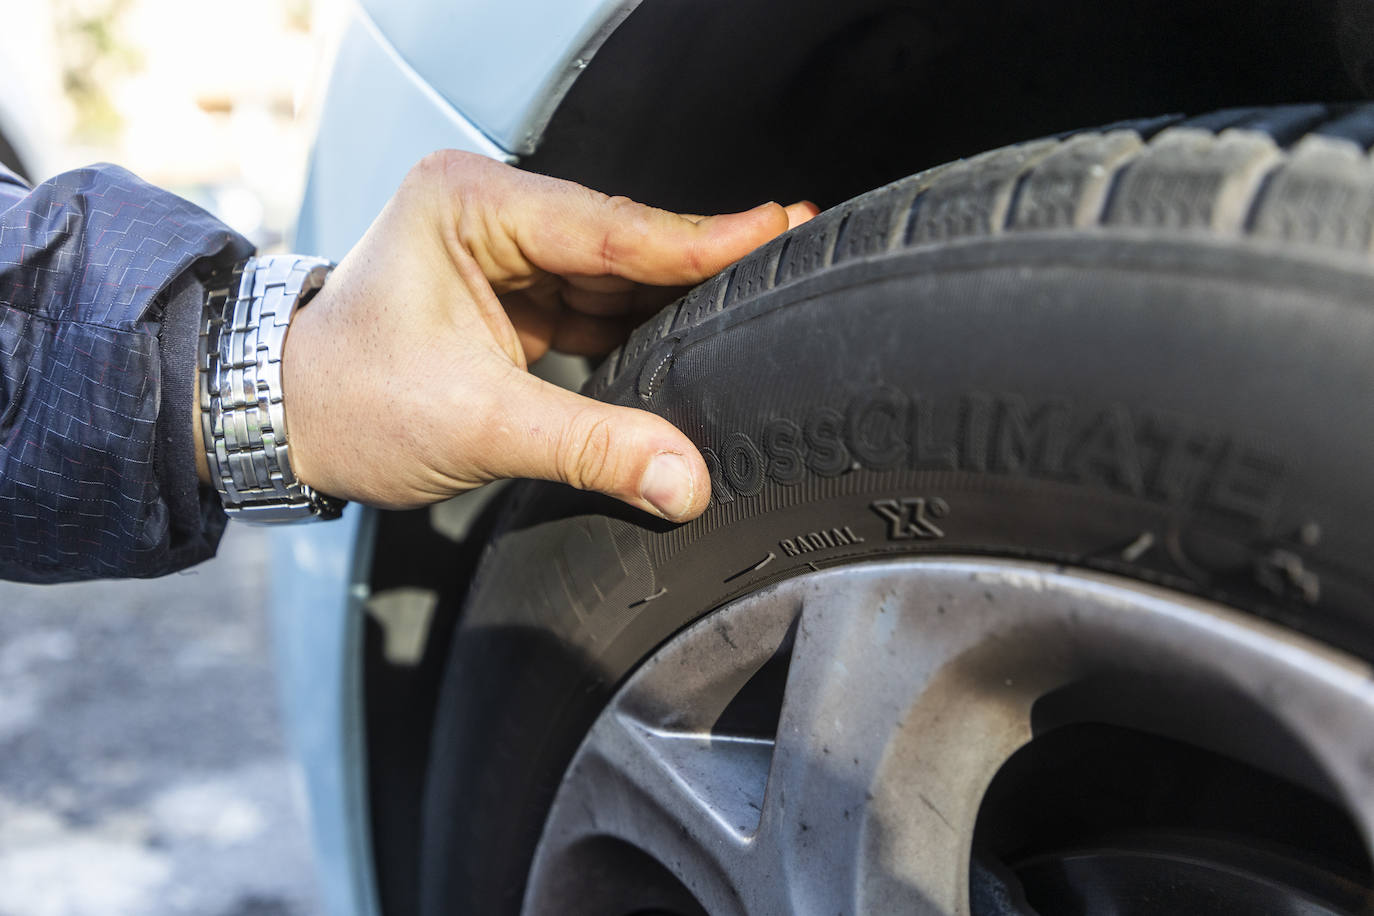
482;370;710;521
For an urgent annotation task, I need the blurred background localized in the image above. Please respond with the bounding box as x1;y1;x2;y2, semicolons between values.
1;0;343;247
0;1;343;913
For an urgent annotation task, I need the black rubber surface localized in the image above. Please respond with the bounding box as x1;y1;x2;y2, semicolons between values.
420;105;1374;915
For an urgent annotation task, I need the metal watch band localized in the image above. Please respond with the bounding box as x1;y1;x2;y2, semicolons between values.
198;255;346;523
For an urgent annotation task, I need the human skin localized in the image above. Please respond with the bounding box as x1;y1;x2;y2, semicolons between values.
194;151;816;521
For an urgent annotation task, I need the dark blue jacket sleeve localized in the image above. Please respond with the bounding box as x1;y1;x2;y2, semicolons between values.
0;163;253;582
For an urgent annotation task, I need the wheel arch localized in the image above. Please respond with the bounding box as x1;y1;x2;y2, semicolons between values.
525;0;1369;212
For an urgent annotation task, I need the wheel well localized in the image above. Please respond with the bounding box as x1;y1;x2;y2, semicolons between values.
365;3;1373;912
525;0;1369;212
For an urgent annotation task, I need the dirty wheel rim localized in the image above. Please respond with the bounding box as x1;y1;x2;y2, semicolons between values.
523;558;1374;915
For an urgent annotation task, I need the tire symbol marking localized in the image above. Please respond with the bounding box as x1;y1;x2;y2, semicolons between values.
724;551;776;584
870;497;948;540
1120;531;1156;562
628;587;668;609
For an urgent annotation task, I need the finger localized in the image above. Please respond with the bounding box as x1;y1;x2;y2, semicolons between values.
510;323;551;364
516;187;792;286
785;200;821;229
628;283;690;315
481;370;710;521
501;288;559;363
561;276;688;318
560;280;637;317
564;275;637;294
505;296;634;356
418;153;794;292
550;313;635;356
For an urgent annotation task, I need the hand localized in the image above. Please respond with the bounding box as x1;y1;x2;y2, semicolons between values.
214;151;815;520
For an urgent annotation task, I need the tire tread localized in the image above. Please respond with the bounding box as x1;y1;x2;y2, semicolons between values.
586;102;1374;399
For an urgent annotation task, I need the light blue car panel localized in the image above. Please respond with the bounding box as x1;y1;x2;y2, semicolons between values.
271;512;378;916
296;11;510;260
359;0;643;154
276;8;513;916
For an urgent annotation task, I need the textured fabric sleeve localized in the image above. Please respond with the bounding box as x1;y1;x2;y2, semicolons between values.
0;163;253;582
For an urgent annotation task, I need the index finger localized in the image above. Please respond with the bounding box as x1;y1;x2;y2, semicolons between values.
509;177;794;286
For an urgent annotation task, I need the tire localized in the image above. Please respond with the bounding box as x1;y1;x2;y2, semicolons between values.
419;103;1374;915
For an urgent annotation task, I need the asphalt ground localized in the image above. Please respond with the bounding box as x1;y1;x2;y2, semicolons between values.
0;526;322;916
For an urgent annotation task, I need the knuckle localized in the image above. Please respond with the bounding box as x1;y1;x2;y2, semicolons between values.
408;149;478;189
408;150;449;185
597;196;642;274
603;194;637;215
684;240;708;277
558;410;620;492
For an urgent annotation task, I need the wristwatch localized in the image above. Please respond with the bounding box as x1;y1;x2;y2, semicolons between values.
198;255;347;523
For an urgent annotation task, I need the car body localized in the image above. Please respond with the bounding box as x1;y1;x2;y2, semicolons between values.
279;3;1374;914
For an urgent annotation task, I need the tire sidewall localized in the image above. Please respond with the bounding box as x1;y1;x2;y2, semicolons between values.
421;233;1374;914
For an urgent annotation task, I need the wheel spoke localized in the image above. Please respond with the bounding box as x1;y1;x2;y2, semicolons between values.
594;709;771;846
527;705;787;915
761;573;1042;915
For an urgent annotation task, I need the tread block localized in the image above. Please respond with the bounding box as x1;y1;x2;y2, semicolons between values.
585;347;621;397
832;175;927;263
724;234;786;307
1103;129;1281;232
907;140;1058;243
775;209;847;286
1248;136;1374;253
672;269;732;330
833;202;894;262
1008;130;1144;231
619;300;680;370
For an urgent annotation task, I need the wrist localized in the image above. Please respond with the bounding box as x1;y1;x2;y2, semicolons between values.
276;296;332;496
193;365;212;486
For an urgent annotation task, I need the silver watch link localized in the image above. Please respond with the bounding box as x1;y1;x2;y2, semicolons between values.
198;255;346;523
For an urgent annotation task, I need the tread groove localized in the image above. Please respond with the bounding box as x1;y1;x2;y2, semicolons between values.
773;235;792;288
1242;160;1288;234
1094;155;1137;229
903;189;929;246
1002;168;1037;232
830;212;853;267
717;265;737;313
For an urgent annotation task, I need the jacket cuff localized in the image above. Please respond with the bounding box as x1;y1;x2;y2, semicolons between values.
156;270;229;571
